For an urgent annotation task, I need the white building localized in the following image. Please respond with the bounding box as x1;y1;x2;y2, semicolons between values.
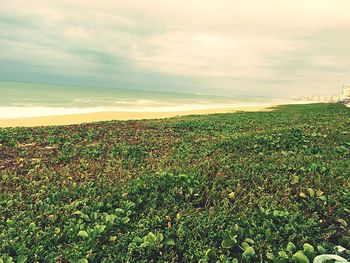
340;85;350;101
297;85;350;104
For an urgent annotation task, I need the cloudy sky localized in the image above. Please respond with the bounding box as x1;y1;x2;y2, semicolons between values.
1;0;349;97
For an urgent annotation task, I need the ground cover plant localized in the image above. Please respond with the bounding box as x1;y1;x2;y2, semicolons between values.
0;103;349;262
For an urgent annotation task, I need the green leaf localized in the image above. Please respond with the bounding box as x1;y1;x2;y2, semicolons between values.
273;210;280;217
303;243;314;256
95;224;106;234
243;246;256;259
16;255;27;263
266;252;276;261
245;238;254;244
163;238;175;246
292;251;310;263
241;241;249;250
287;242;297;253
317;245;326;254
105;214;116;224
115;208;125;214
28;222;36;231
278;250;289;259
228;192;235;199
6;219;15;228
318;195;327;201
336;218;348;227
77;230;89;238
221;238;236;248
205;248;214;258
156;232;164;242
307;188;315;198
140;241;151;248
291;176;299;185
77;259;88;263
0;255;13;263
300;192;307;198
145;232;157;243
54;227;60;234
316;189;324;197
109;236;117;241
133;237;143;245
73;210;83;216
122;217;130;224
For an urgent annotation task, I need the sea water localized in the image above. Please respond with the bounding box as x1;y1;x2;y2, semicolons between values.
0;81;285;119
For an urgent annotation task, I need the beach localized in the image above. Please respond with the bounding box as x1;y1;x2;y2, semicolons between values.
0;105;273;128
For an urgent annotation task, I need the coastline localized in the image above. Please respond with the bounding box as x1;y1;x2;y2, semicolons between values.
0;105;274;128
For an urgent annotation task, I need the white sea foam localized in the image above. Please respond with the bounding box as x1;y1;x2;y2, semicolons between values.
0;101;281;120
0;106;109;120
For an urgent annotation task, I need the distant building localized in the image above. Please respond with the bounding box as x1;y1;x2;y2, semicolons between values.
340;85;350;101
297;85;350;106
331;96;340;102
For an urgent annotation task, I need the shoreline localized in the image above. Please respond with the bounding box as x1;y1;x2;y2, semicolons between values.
0;105;275;128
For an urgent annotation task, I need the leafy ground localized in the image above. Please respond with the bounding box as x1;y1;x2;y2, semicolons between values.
0;103;349;262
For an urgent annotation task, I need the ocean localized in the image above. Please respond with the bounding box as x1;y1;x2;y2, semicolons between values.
0;81;286;119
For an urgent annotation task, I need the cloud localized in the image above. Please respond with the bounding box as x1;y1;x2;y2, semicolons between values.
0;0;349;97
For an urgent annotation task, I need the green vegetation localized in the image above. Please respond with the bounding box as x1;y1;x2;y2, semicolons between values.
0;103;349;262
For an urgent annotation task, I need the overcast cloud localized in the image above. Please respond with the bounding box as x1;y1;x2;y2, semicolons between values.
1;0;350;97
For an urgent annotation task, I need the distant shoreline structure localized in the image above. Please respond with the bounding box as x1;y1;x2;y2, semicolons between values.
296;85;350;105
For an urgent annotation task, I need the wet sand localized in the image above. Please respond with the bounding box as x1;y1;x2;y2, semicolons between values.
0;105;274;128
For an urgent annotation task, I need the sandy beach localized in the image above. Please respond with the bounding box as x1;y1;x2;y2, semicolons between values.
0;105;274;128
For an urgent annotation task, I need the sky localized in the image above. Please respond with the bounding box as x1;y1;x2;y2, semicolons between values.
0;0;349;98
